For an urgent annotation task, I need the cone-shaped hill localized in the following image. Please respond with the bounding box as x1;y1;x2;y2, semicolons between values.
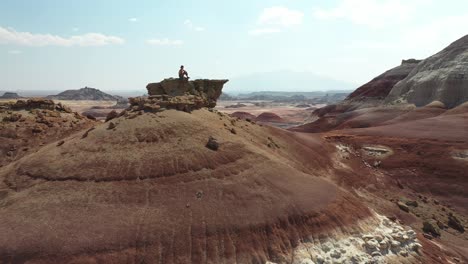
0;107;376;262
0;79;423;263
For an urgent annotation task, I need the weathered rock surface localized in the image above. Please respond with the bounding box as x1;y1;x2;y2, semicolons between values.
386;35;468;108
128;79;229;113
284;214;422;264
448;214;465;233
0;99;94;167
423;220;441;237
146;78;228;108
2;98;72;113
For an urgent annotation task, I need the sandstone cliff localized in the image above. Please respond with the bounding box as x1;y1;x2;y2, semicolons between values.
126;78;229;113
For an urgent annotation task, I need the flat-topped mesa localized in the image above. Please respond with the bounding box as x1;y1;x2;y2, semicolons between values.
128;78;228;113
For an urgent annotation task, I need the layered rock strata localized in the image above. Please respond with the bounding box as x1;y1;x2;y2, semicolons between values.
386;35;468;108
128;79;229;113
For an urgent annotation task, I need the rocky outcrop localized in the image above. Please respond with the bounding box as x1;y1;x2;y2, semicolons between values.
386;35;468;108
0;99;93;167
288;214;422;264
146;78;228;107
128;78;229;113
1;98;72;113
47;87;119;101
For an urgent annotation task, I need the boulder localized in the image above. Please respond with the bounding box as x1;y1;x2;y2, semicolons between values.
12;99;55;110
405;200;418;207
105;110;119;122
397;201;410;212
448;214;465;233
423;220;441;237
206;136;219;151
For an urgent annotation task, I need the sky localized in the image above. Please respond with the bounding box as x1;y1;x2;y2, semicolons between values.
0;0;467;93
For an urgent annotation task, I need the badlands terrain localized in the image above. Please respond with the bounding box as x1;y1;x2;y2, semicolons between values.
0;35;467;264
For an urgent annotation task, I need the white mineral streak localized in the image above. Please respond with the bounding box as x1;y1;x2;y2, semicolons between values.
267;214;422;264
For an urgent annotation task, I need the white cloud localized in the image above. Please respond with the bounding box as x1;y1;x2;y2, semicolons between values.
0;26;124;47
398;14;468;56
248;28;282;36
258;6;304;27
146;38;183;46
344;14;468;58
128;18;138;22
184;19;205;32
313;0;424;28
250;6;303;36
8;50;22;54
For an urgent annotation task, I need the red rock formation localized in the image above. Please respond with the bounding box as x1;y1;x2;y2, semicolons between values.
347;59;420;102
0;109;374;263
386;35;468;108
256;112;284;123
229;111;256;120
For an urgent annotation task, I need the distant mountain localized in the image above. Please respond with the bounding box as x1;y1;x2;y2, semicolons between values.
236;91;352;99
47;87;119;101
0;92;22;99
224;71;356;94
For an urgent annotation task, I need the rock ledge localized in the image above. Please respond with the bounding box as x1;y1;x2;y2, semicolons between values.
128;78;228;113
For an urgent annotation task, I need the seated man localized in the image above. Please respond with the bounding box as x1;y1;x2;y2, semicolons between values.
178;65;189;81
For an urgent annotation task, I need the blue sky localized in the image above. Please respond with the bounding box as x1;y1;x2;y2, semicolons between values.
1;0;467;93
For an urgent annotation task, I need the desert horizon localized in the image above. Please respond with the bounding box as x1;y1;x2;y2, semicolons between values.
1;1;467;263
